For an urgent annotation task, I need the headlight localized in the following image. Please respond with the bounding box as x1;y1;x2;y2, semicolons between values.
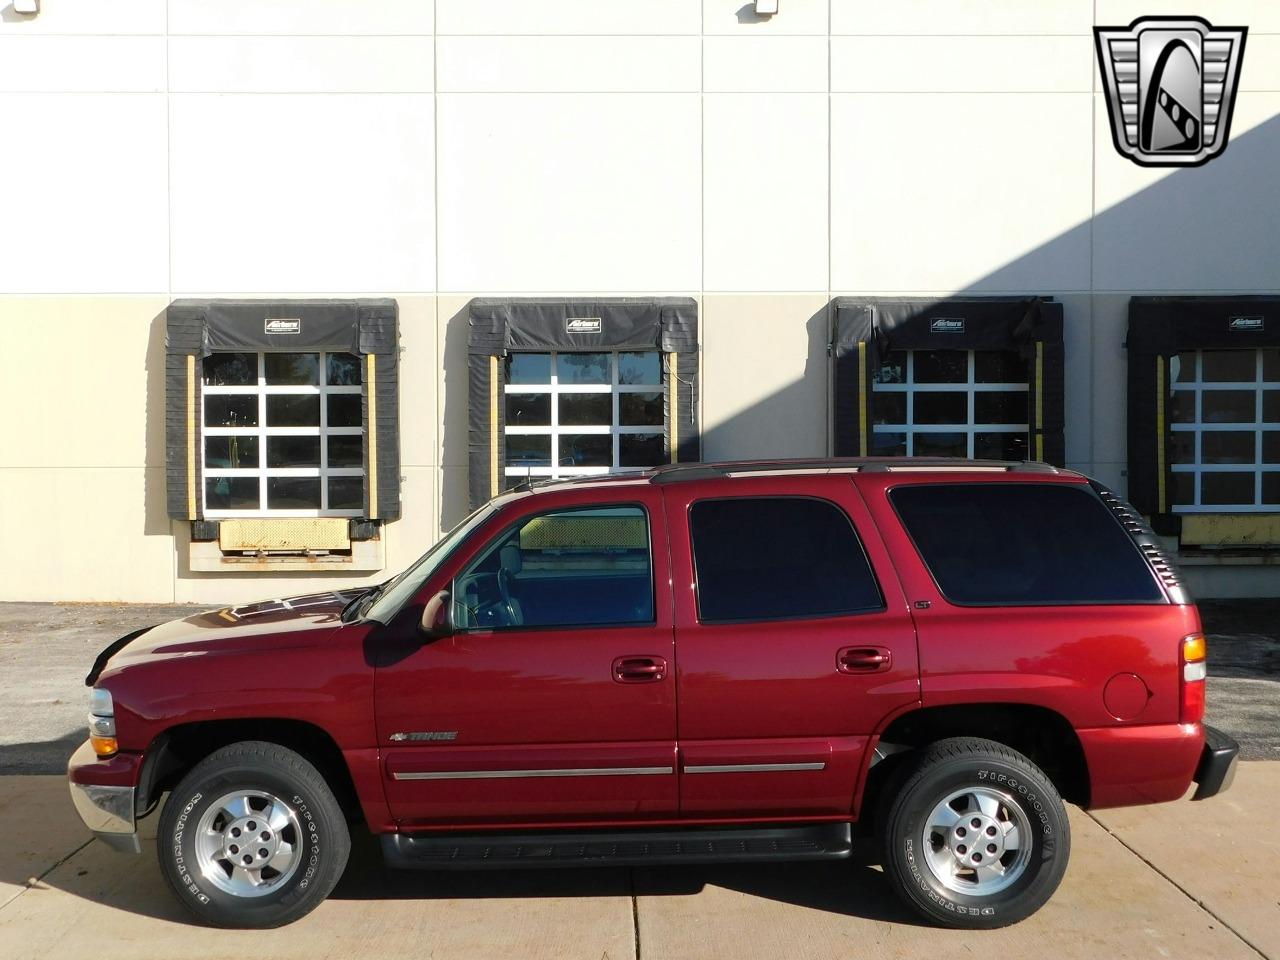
88;688;117;757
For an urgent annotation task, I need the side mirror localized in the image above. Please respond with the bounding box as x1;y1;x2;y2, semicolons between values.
418;590;454;639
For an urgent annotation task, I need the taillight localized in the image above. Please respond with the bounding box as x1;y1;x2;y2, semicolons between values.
1180;634;1207;724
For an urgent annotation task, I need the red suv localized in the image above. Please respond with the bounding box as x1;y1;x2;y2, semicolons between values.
68;459;1238;929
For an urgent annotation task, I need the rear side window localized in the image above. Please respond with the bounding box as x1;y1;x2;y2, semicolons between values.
890;484;1164;605
690;497;883;622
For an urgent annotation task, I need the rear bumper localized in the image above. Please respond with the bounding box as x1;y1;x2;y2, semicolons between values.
67;740;141;854
1191;724;1239;801
1078;722;1204;808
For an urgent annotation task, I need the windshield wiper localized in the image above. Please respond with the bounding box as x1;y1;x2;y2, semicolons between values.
340;580;388;623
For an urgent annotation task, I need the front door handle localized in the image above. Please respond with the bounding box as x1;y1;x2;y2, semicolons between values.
612;656;668;683
837;646;892;674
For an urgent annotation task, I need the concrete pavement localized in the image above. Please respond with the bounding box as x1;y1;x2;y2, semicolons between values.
1;764;1275;960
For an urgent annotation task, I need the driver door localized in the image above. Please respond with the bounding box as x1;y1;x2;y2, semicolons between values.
374;487;677;828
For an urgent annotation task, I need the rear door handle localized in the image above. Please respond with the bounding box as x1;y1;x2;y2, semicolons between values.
612;656;668;683
837;646;892;674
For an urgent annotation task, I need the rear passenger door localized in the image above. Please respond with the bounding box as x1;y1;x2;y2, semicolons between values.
664;476;920;819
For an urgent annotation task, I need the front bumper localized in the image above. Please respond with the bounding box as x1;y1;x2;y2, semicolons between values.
67;740;141;853
1191;724;1239;801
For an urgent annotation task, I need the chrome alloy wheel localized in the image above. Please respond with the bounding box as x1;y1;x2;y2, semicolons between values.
922;786;1033;896
194;790;303;898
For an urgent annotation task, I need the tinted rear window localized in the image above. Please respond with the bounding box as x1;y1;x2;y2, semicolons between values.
890;483;1164;605
690;497;883;622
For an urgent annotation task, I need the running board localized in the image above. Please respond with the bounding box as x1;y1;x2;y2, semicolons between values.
382;822;853;870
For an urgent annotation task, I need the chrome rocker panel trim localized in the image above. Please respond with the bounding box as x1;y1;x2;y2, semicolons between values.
392;765;674;781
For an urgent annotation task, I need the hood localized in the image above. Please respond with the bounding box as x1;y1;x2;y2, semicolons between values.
89;589;365;683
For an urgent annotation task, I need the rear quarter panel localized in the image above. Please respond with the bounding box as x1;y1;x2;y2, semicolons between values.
855;471;1202;806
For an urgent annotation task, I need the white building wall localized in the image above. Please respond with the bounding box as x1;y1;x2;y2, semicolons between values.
1;0;1279;602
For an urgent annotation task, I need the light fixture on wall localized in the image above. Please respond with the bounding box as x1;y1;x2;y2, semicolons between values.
12;0;40;14
754;0;779;16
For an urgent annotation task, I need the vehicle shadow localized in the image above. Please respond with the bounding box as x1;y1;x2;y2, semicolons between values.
329;830;923;925
0;729;83;775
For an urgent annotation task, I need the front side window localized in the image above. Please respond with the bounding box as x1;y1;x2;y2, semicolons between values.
690;497;883;622
453;505;653;630
891;484;1164;605
1169;349;1280;512
872;349;1029;460
201;351;363;517
503;351;665;484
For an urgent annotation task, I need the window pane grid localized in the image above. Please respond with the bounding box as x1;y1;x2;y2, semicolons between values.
503;351;665;481
1170;348;1280;513
201;351;365;518
871;349;1029;458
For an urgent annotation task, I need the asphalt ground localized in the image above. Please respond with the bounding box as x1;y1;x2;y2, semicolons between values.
0;597;1275;774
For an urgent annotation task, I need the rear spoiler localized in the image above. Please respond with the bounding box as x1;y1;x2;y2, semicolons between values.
85;626;154;687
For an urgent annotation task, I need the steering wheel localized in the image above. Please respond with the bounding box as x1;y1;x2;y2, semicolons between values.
496;568;521;627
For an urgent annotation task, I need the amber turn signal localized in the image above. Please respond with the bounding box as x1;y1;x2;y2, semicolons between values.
90;735;118;757
1183;634;1207;662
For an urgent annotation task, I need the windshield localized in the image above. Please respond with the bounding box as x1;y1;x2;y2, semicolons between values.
363;502;500;624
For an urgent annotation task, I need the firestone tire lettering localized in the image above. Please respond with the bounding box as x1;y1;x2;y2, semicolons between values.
881;738;1071;930
156;741;350;929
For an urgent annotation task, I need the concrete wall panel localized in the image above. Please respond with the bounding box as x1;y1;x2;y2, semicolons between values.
168;37;434;94
1093;94;1280;293
437;36;699;93
437;0;697;36
701;295;830;461
0;37;164;92
831;36;1093;93
0;468;174;603
436;94;700;292
833;1;1094;36
830;93;1094;292
703;94;828;292
169;94;435;294
0;94;168;294
168;0;434;36
703;37;828;93
0;298;167;470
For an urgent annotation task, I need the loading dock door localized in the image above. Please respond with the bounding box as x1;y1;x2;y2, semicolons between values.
830;297;1065;465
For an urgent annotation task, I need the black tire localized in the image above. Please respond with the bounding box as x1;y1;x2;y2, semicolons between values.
881;737;1070;929
157;740;351;928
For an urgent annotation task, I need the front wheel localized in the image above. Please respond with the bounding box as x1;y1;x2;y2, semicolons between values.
157;741;350;928
881;737;1071;928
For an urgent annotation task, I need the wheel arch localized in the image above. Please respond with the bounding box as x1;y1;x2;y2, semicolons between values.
138;718;363;824
861;703;1090;818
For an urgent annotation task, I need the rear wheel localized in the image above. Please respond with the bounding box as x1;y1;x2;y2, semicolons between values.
157;740;350;928
880;737;1070;928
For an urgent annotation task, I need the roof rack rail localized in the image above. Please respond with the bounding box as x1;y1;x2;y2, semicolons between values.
858;460;1061;474
649;458;1062;484
648;465;726;484
509;477;562;493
